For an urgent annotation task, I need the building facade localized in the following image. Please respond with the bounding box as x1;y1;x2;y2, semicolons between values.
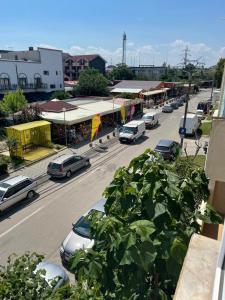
0;47;64;97
129;65;166;80
63;54;106;81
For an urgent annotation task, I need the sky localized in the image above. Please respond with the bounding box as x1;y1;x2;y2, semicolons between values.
0;0;225;67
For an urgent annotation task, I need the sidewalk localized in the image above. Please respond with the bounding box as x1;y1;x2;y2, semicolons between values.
4;129;118;180
182;136;209;156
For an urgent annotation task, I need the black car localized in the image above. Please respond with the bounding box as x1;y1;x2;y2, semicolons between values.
154;139;181;160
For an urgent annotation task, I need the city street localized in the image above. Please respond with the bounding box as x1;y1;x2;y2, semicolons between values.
0;90;210;271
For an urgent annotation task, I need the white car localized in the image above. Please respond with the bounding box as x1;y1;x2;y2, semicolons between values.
119;120;145;143
196;109;204;121
142;112;159;128
0;175;37;211
60;198;106;264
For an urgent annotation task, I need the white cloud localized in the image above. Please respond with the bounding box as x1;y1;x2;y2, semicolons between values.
37;40;225;67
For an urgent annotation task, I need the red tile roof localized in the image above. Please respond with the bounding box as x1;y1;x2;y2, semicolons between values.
38;100;77;113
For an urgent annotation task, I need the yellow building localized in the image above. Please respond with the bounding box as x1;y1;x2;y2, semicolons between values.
7;120;52;161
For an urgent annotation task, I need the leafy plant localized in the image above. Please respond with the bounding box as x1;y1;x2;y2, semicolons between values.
50;90;71;100
70;149;221;299
0;89;27;123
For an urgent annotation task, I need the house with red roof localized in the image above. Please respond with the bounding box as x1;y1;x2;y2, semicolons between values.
63;53;106;81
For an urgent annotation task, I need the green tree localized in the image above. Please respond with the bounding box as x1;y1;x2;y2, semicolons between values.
50;90;71;100
0;253;54;300
0;89;27;123
109;64;135;80
78;69;109;96
214;58;225;88
70;150;221;299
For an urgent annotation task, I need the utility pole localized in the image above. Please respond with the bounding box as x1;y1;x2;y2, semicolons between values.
180;72;192;148
179;47;203;148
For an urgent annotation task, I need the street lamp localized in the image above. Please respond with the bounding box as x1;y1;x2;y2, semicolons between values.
62;108;67;146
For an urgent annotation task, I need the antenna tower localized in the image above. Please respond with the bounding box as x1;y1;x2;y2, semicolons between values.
122;32;127;65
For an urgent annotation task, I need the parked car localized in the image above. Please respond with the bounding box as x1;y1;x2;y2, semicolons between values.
179;113;200;136
177;98;184;106
0;176;37;211
162;104;173;113
170;101;179;109
197;101;211;114
60;198;106;264
47;154;90;178
154;140;181;160
119;120;145;143
35;261;69;291
142;112;159;128
196;109;204;122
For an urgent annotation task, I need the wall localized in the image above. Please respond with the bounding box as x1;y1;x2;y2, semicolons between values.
0;48;64;92
90;56;106;75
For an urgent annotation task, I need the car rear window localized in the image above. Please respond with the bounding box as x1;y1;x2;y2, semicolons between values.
0;182;11;189
48;162;61;169
0;189;5;198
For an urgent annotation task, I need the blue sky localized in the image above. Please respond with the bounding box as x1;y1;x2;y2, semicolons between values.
0;0;225;66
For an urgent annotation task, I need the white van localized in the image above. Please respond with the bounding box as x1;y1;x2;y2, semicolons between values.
142;111;159;128
179;113;199;136
119;120;145;143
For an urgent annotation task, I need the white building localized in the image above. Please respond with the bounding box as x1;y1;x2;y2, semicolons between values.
0;47;64;95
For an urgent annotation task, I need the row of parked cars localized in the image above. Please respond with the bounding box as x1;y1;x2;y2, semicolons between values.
162;95;186;113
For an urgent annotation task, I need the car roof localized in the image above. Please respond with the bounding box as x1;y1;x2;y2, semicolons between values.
124;120;144;127
1;175;30;187
35;261;68;281
51;154;76;164
164;104;172;107
143;112;157;117
84;198;106;216
157;139;175;147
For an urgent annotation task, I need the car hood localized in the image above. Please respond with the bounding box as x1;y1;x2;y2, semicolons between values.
154;148;170;154
119;132;134;139
62;230;94;254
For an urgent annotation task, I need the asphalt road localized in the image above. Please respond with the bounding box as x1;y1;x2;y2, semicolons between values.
0;90;210;272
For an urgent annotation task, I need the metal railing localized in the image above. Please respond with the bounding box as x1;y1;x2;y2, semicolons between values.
0;83;48;91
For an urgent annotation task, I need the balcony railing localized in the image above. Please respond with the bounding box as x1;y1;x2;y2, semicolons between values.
0;83;48;91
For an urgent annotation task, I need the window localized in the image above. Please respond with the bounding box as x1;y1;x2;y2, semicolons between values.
4;188;14;198
43;70;49;75
60;84;62;88
18;73;27;88
56;71;58;75
50;84;56;89
0;73;10;89
63;159;74;167
34;73;42;88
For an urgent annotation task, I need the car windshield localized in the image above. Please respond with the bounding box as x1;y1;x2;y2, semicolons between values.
122;126;137;134
142;115;153;120
155;145;170;152
48;163;60;169
0;189;5;199
73;209;104;238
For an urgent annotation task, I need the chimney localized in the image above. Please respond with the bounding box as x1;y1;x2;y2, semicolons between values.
29;46;34;51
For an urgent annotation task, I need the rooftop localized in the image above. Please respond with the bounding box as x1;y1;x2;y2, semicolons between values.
112;80;162;91
37;99;77;113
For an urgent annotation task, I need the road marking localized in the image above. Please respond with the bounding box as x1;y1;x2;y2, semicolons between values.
0;206;44;239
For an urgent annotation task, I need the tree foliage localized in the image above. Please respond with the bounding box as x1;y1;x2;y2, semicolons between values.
17;105;41;124
214;58;225;88
119;92;136;99
0;89;27;122
0;253;54;300
109;64;135;80
0;151;221;299
77;69;109;96
70;150;221;299
50;90;71;100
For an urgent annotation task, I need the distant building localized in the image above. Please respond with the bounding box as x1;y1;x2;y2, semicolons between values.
63;54;106;80
129;65;166;80
0;47;64;99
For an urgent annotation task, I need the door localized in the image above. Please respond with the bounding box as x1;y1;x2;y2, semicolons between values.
1;186;19;210
73;156;85;170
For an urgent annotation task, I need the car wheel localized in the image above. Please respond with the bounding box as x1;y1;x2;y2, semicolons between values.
66;170;72;178
27;190;35;200
85;160;90;167
133;138;136;143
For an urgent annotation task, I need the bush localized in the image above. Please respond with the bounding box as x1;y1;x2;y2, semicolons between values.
50;90;71;100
